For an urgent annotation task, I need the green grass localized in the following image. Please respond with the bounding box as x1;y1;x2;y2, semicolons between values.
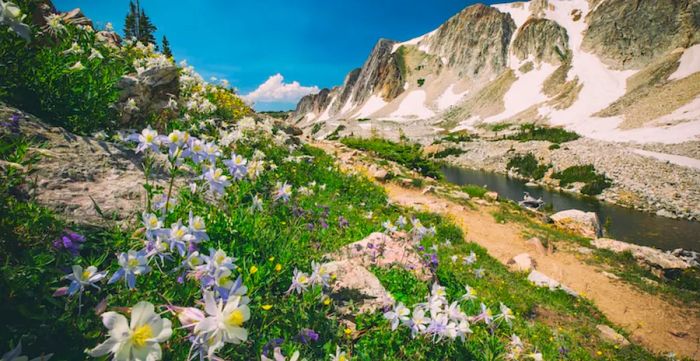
341;137;442;179
507;124;580;144
552;165;612;196
506;153;551;180
461;184;489;198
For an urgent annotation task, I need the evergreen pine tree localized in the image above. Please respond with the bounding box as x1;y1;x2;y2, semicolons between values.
123;1;137;40
161;35;173;59
122;0;158;46
138;9;157;46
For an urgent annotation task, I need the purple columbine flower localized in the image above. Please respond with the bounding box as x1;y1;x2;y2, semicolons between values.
1;113;21;133
53;231;86;256
298;328;319;344
320;218;328;229
306;222;315;231
338;216;349;228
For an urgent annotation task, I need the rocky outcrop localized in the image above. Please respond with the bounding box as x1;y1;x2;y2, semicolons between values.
582;0;700;69
512;18;569;64
591;238;690;270
1;103;169;225
596;325;631;347
550;209;601;238
323;260;394;315
117;64;180;127
351;39;404;105
425;4;516;78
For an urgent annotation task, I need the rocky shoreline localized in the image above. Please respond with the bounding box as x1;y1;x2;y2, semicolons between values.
437;137;700;221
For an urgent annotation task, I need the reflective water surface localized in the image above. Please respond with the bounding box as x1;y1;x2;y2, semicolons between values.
442;165;700;252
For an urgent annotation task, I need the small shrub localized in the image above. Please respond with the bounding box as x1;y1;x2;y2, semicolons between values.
311;123;322;135
417;78;425;87
341;137;442;179
548;143;560;150
552;165;612;195
507;124;580;143
506;153;550;180
432;147;465;159
326;125;346;140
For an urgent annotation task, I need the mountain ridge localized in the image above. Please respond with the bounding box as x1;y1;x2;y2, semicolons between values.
291;0;700;144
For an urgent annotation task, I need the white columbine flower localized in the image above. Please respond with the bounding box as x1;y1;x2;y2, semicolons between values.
498;303;515;326
88;48;103;60
194;292;250;355
87;301;173;361
384;302;410;330
461;284;477;302
65;265;107;295
249;194;263;213
273;182;292;202
329;346;348;361
108;250;150;289
286;268;309;294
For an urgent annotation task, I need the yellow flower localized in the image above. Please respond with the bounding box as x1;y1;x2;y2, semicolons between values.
275;263;282;272
249;265;258;274
261;304;272;311
323;297;332;306
344;328;352;336
268;256;275;262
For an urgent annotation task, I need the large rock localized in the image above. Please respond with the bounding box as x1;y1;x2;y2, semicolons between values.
508;253;535;272
323;260;394;315
117;65;180;127
327;232;429;280
527;270;578;297
582;0;700;69
591;238;689;270
596;324;631;347
3;104;170;226
550;209;601;238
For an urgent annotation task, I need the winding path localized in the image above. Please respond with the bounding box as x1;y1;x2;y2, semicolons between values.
315;140;700;359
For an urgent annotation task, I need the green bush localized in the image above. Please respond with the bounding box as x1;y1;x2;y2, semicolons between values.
552;165;612;195
311;123;322;134
341;137;442;179
0;15;136;134
506;153;550;180
432;147;466;159
507;124;580;144
325;125;346;140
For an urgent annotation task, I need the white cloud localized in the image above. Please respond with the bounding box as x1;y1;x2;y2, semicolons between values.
243;73;319;104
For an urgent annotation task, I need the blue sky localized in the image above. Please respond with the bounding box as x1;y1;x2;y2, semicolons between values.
53;0;496;110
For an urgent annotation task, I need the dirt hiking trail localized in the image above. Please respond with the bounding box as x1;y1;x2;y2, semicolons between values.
314;140;700;359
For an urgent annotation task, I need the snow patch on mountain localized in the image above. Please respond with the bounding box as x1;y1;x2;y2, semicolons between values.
390;90;435;119
353;95;387;118
669;44;700;81
436;85;469;111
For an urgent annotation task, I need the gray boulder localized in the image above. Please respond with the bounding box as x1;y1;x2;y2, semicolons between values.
117;65;180;127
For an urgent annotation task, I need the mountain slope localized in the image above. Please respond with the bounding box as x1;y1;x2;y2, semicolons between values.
291;0;700;144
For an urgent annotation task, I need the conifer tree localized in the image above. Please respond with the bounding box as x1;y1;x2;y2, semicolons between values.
161;35;173;59
122;0;157;46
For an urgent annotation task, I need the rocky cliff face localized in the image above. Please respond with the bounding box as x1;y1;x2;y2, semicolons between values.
582;0;700;70
291;0;700;145
512;18;569;65
424;4;516;79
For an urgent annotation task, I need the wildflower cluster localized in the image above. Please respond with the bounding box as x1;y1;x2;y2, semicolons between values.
383;282;515;342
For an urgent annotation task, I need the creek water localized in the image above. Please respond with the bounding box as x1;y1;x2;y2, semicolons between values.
441;165;700;252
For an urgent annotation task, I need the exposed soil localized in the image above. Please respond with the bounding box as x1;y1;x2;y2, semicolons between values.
315;139;700;360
